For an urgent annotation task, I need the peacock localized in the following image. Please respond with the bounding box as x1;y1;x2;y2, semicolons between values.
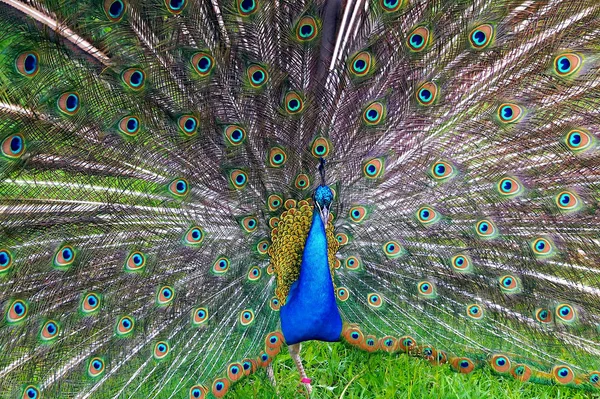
0;0;599;397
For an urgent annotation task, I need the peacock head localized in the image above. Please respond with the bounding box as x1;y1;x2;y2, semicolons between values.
314;185;333;225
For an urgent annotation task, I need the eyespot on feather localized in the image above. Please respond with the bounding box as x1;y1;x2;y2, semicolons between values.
416;82;438;105
191;52;214;77
213;257;230;274
157;286;174;306
511;364;532;381
81;292;101;315
240;216;258;233
417;206;439;225
15;52;39;77
178;115;199;136
466;304;484;320
555;190;580;211
211;377;230;398
268;147;287;167
165;0;186;14
564;129;593;153
192;307;208;326
553;365;575;384
363;158;385;179
345;256;361;270
0;249;13;273
417;281;437;299
284;92;304;114
407;26;430;52
555;303;576;323
121;68;145;90
1;134;26;159
535;308;553;323
362;101;386;125
295;16;318;41
349;206;368;223
154;341;170;360
379;0;404;13
57;92;80;115
469;24;494;49
451;254;472;273
189;385;208;399
40;319;60;342
497;103;523;123
230;170;248;189
239;309;255;326
336;287;349;301
6;299;28;324
475;219;497;238
294;173;310;190
224;125;246;146
104;0;126;21
87;357;105;377
451;357;475;374
499;274;521;294
367;293;383;308
184;226;204;246
348;51;374;78
311;137;331;158
22;385;40;399
430;161;455;181
118;116;141;136
490;354;511;373
554;53;582;77
497;176;522;197
125;251;146;272
54;244;76;269
237;0;258;16
116;315;135;336
247;64;268;88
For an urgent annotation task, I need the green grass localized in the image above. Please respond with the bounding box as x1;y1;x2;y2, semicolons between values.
229;341;599;399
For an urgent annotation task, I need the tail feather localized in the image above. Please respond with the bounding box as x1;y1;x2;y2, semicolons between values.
1;0;600;397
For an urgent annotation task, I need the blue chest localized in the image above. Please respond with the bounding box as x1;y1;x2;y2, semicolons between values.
280;212;343;345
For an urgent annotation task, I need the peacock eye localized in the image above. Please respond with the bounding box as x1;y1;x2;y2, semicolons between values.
565;129;593;152
237;0;257;16
349;51;374;78
268;147;287;167
497;103;523;123
15;52;40;77
165;0;186;13
380;0;402;12
416;82;438;105
230;170;248;189
554;53;582;77
311;137;331;158
284;91;304;114
1;134;26;159
407;27;430;52
247;65;268;88
362;101;386;125
296;16;318;41
469;24;494;49
191;52;214;77
157;286;175;305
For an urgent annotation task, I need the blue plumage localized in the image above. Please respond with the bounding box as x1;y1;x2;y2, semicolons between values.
280;211;342;345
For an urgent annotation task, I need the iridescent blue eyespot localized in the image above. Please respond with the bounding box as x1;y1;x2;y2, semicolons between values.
407;27;429;52
469;24;493;49
104;0;126;21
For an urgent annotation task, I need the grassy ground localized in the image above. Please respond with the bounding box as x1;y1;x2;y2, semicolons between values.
229;341;599;399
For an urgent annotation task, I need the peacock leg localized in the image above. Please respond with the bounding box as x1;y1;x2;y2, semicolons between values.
288;343;313;394
266;363;276;387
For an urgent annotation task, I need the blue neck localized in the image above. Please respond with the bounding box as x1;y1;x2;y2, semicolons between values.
280;211;342;345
